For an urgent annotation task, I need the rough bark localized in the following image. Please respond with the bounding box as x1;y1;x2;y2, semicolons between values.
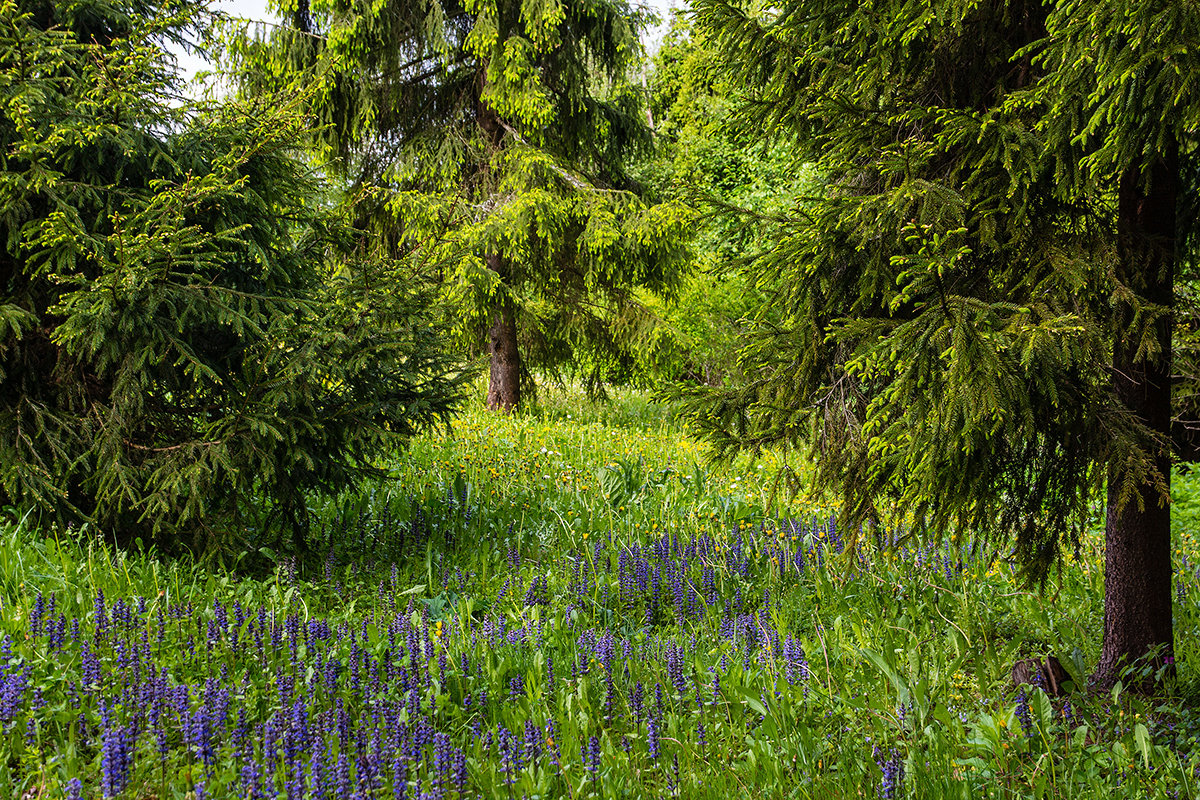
1093;148;1178;691
486;255;521;411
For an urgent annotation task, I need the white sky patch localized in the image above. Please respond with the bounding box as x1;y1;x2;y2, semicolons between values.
174;0;686;88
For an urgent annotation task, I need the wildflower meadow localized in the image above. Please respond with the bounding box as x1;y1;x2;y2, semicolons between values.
3;389;1200;798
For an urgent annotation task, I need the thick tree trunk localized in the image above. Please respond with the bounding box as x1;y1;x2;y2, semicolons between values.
1093;149;1178;690
486;254;520;411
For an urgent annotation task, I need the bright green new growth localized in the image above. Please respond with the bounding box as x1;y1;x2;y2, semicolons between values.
635;13;814;386
228;0;694;405
0;0;467;550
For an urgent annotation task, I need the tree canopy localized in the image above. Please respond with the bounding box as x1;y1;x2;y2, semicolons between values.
227;0;694;408
686;0;1200;687
0;0;466;551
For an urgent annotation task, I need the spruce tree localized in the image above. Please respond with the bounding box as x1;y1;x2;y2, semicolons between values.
228;0;693;409
0;0;466;550
687;0;1199;688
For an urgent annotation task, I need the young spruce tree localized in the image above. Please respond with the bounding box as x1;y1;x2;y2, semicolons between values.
688;0;1199;688
0;0;466;551
229;0;693;409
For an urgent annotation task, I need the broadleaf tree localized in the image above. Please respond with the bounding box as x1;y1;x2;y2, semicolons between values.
637;12;812;387
0;0;467;552
227;0;693;409
686;0;1199;688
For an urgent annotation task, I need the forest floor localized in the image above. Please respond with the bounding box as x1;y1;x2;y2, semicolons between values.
3;387;1200;798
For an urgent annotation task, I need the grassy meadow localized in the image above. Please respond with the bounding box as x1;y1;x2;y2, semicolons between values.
2;388;1200;798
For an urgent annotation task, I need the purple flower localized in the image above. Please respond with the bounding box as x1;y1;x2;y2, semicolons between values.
0;661;30;725
30;592;45;635
667;642;688;695
545;718;561;771
877;749;903;799
94;590;108;634
497;725;520;785
433;732;453;796
99;707;136;798
241;754;266;799
1015;688;1033;737
391;758;408;800
586;734;601;782
783;636;808;687
522;720;542;764
335;751;352;797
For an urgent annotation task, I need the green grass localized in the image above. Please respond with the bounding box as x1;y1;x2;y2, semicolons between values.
2;387;1200;798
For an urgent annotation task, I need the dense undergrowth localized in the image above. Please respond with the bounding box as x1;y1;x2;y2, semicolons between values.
3;388;1200;798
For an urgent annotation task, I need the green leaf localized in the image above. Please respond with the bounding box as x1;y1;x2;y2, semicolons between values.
1134;722;1151;769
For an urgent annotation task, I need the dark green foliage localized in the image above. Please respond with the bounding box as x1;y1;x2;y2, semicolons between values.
0;0;466;550
684;0;1199;581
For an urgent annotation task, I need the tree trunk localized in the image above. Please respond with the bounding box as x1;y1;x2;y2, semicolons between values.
476;72;520;412
1093;148;1178;690
486;254;520;411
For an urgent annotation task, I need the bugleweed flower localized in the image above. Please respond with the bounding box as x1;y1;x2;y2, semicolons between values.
392;758;408;800
667;642;688;695
0;661;30;725
30;592;45;634
80;641;101;691
453;746;468;792
433;732;454;797
1015;688;1033;737
523;720;542;764
545;718;561;771
310;748;330;800
94;589;109;634
783;636;808;687
241;753;266;800
335;751;352;797
497;725;519;786
189;707;215;768
586;734;601;784
878;749;903;799
647;716;660;760
100;716;136;798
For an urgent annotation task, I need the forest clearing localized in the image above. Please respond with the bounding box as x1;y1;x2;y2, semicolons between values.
3;390;1200;797
3;0;1200;796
